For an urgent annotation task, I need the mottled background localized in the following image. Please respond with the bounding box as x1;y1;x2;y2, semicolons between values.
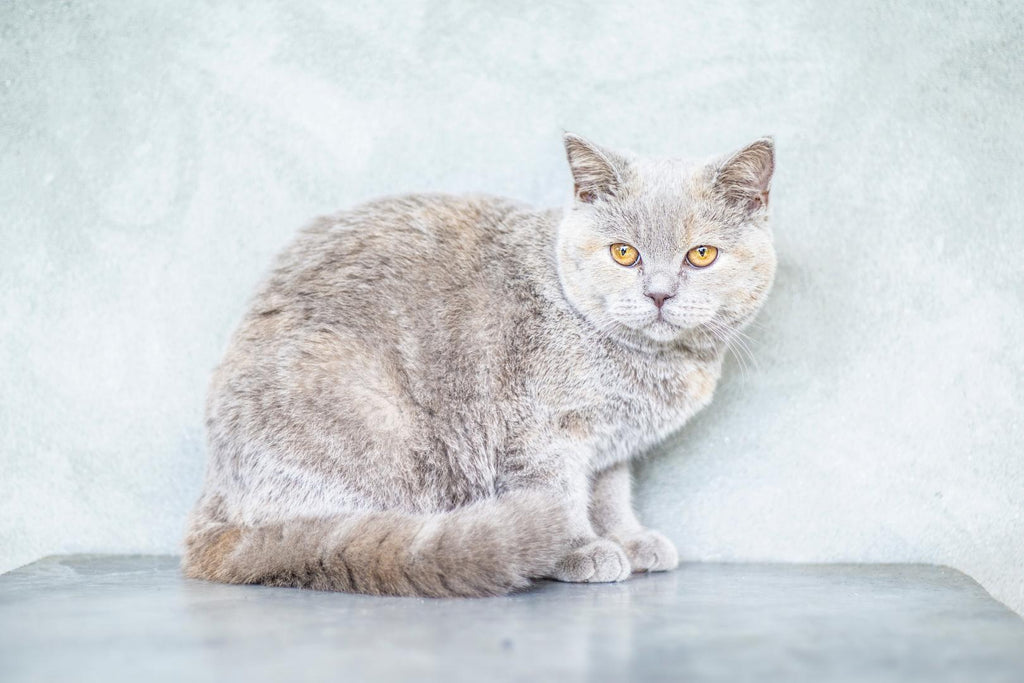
2;1;1022;614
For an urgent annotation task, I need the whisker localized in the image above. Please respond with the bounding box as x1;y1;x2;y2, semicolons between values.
705;319;758;379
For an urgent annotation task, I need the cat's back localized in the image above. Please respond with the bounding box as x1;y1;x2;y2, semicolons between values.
255;193;547;319
212;193;563;419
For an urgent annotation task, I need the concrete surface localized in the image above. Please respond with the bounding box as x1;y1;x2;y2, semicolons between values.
2;0;1023;619
2;556;1023;683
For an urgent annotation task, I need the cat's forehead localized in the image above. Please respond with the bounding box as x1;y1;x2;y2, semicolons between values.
632;156;706;189
591;158;732;252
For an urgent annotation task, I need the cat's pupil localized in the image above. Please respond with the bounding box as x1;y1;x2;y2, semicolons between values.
698;247;706;257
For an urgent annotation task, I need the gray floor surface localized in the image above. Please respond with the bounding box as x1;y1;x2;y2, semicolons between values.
1;556;1023;682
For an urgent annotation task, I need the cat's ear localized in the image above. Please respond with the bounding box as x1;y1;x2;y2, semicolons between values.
563;133;626;204
713;137;774;214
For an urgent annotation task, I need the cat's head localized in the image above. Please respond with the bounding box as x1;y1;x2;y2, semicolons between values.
555;133;777;350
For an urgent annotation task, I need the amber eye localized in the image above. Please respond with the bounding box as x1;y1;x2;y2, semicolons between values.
609;243;640;267
686;245;718;268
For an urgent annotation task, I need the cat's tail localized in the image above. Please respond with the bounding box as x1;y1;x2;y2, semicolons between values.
181;490;571;598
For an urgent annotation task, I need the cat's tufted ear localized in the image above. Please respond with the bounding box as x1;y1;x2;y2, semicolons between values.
563;133;627;204
714;137;775;214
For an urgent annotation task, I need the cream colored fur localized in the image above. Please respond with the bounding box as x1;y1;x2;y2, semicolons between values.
182;134;777;596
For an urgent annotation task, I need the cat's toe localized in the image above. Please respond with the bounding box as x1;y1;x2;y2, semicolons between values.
617;529;679;573
552;538;631;583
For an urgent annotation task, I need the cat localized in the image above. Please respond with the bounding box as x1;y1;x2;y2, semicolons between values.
182;133;776;597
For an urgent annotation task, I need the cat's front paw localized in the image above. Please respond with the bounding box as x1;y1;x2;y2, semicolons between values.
614;529;679;573
551;538;631;583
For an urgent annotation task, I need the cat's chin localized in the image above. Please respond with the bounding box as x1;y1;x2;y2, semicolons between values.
641;319;685;343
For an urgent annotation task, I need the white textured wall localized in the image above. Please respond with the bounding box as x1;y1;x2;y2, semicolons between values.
2;1;1022;614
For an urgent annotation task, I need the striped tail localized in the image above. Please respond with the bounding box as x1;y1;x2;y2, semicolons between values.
182;490;570;597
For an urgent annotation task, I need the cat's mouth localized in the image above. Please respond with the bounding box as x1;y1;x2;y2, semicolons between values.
613;303;708;341
660;304;717;330
642;316;682;342
652;306;686;328
641;306;717;341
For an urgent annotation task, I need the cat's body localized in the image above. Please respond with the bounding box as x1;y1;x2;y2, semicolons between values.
184;135;776;597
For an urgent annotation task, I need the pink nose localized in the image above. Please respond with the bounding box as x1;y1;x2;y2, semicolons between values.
647;292;673;309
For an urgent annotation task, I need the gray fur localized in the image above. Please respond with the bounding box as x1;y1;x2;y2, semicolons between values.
182;134;777;597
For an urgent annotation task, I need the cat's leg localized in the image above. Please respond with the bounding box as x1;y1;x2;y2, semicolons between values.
500;444;629;583
589;462;679;573
542;460;632;584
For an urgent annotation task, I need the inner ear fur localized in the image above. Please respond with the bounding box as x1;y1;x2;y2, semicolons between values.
563;133;627;204
714;137;774;213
